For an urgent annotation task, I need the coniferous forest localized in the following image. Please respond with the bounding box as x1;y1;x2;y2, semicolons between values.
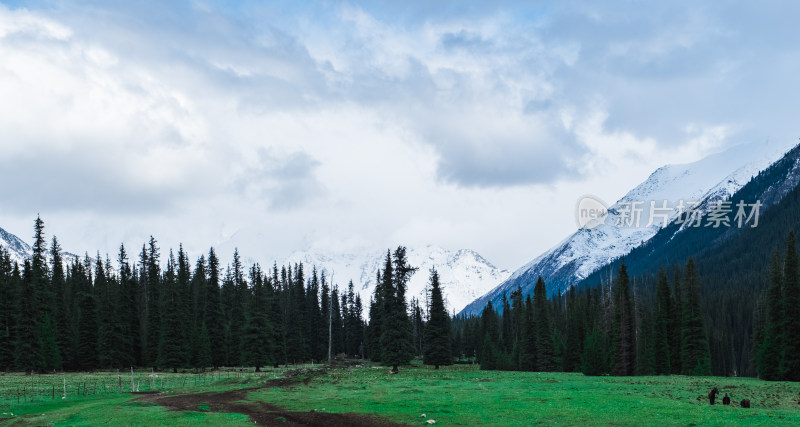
1;216;799;382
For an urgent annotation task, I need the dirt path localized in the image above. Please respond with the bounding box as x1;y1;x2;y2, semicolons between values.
139;374;407;427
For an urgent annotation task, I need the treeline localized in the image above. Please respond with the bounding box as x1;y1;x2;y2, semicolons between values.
452;257;714;376
0;217;368;373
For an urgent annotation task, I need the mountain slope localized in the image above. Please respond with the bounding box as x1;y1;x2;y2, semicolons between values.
0;226;85;267
571;142;800;377
286;245;510;315
0;226;32;266
460;142;792;316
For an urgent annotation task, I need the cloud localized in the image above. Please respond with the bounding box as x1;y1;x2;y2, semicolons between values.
237;149;325;211
2;0;800;270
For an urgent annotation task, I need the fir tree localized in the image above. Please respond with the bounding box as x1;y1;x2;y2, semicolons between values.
423;269;452;369
653;268;672;375
563;286;583;372
533;277;555;371
519;295;536;371
241;265;273;371
680;258;711;376
613;262;635;376
757;250;784;380
50;237;70;370
75;259;98;371
780;230;800;380
145;237;161;368
380;247;416;373
480;301;500;370
157;251;185;373
0;248;14;372
205;249;226;369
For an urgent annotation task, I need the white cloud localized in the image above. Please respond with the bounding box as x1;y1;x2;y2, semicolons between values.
1;0;798;272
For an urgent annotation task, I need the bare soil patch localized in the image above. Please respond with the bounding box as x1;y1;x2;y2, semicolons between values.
139;370;407;426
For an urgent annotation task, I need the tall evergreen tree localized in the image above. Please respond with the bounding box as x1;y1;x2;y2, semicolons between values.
15;259;39;374
145;237;161;368
533;277;555;371
563;286;583;372
780;230;800;380
366;269;384;361
680;258;711;376
380;247;416;373
0;248;14;372
241;265;273;371
157;251;185;372
519;295;536;371
653;268;672;375
50;237;70;370
613;262;635;376
205;249;226;369
423;269;452;369
480;301;500;370
75;258;98;371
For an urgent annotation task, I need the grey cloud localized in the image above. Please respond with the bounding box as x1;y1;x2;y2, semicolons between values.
0;144;189;215
238;149;325;211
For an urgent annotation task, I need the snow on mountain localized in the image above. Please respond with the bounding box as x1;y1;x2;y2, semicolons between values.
460;141;793;316
0;226;33;266
0;226;85;267
286;245;511;316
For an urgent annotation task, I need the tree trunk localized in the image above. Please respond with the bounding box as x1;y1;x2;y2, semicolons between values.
435;365;439;370
172;367;177;374
392;364;398;373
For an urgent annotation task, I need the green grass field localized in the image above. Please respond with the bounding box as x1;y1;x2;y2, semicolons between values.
2;364;800;426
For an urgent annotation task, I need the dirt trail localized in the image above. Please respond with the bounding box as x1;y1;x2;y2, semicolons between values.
139;373;407;427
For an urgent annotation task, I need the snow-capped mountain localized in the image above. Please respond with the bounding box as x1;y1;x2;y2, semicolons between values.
460;141;793;316
0;226;84;267
285;245;511;316
0;226;33;266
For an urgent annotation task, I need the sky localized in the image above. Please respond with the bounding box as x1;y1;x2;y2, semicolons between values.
1;0;799;272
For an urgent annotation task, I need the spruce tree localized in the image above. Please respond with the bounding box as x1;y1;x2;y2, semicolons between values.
668;266;683;375
205;249;226;368
519;295;536;371
75;259;98;371
366;269;384;361
563;286;583;372
0;248;14;372
780;231;800;380
680;258;711;376
145;237;161;368
533;277;555;371
50;237;70;370
95;257;116;368
480;301;500;370
15;259;40;374
423;269;452;369
380;247;416;372
266;266;285;367
653;268;671;375
157;251;185;373
116;245;137;368
241;265;272;371
613;262;635;376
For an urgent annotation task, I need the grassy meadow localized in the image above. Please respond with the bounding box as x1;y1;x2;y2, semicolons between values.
2;363;800;425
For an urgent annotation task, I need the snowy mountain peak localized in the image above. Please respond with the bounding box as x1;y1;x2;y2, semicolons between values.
0;226;32;266
285;245;510;316
461;141;794;316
